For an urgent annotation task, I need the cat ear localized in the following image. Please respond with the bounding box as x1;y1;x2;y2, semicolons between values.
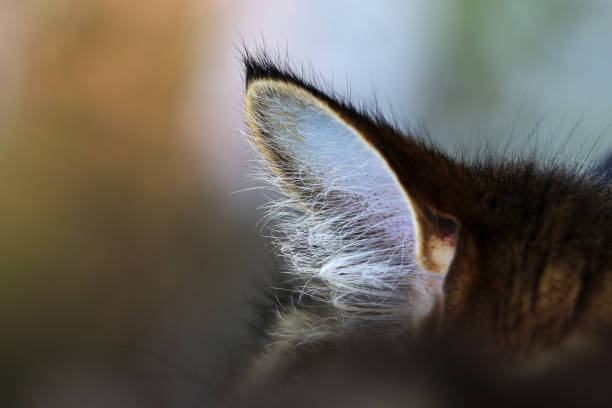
245;60;469;314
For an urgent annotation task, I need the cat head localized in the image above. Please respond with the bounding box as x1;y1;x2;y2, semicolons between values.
244;52;612;359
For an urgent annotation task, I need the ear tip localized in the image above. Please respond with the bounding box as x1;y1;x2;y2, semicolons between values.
243;55;264;88
242;50;316;101
243;51;286;90
242;54;303;109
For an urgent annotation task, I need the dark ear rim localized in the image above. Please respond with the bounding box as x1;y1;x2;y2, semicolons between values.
243;51;346;108
242;51;403;137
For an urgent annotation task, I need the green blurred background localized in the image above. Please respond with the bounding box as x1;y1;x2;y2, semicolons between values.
1;1;612;406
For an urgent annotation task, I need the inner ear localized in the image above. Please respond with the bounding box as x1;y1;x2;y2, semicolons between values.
246;75;461;325
246;79;393;205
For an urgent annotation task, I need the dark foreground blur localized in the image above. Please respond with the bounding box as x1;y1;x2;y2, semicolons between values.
225;333;612;408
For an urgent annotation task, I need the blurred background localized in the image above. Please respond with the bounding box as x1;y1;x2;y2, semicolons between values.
1;1;612;406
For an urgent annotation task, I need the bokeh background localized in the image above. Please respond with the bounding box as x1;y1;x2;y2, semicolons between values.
2;1;612;406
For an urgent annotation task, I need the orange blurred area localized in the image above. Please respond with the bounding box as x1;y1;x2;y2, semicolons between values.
0;1;270;405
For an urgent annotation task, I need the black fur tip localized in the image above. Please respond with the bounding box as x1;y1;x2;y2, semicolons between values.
243;51;287;88
241;48;321;98
240;47;405;137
